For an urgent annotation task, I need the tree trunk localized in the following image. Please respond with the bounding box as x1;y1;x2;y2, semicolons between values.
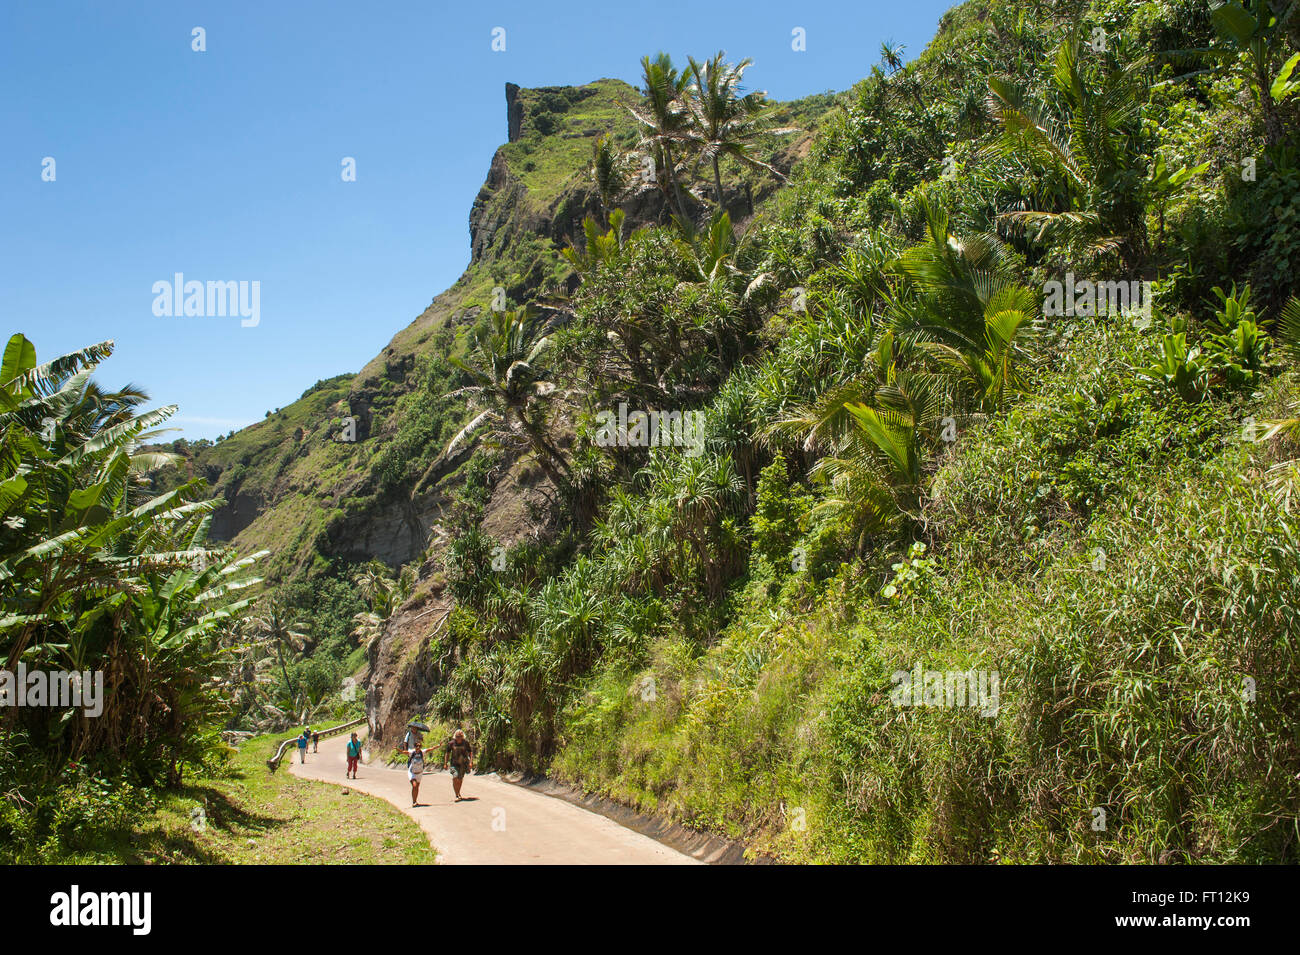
663;143;690;223
1262;90;1283;147
276;641;296;702
515;411;570;489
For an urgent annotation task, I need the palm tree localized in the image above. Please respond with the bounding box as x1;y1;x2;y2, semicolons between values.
627;53;693;222
353;564;398;616
766;201;1038;549
875;40;940;120
348;562;409;649
681;52;797;211
670;211;775;372
445;306;569;488
561;210;628;276
350;609;385;649
932;290;1038;415
880;40;905;75
248;597;310;706
213;616;279;728
986;37;1197;270
888;200;1039;415
589;134;628;223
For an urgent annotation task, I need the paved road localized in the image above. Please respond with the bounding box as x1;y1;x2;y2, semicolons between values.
289;733;699;865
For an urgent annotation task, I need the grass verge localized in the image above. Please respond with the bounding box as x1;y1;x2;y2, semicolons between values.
43;736;435;865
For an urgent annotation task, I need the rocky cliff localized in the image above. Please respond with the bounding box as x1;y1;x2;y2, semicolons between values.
189;79;653;578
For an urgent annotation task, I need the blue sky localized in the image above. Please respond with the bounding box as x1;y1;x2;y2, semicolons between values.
0;0;953;440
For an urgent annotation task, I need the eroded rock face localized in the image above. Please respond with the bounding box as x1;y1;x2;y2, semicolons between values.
210;487;264;540
366;597;446;744
364;458;556;745
469;151;525;264
506;82;523;143
321;495;429;567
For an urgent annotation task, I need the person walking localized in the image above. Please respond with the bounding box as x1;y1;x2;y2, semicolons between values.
406;743;425;806
443;729;474;802
345;732;362;779
312;730;320;754
297;728;310;764
403;721;429;806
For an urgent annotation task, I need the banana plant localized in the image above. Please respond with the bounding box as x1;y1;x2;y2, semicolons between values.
1271;51;1300;103
1;333;264;775
1208;0;1297;145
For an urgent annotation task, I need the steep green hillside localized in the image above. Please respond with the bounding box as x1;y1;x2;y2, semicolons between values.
552;329;1300;862
387;0;1300;864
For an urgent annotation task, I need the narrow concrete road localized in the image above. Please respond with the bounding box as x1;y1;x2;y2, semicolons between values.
289;733;699;865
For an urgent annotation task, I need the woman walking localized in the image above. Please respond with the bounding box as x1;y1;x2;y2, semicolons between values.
404;721;429;806
406;743;425;806
345;732;362;779
443;729;474;802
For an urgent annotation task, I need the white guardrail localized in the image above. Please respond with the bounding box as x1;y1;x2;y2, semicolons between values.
266;716;367;770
